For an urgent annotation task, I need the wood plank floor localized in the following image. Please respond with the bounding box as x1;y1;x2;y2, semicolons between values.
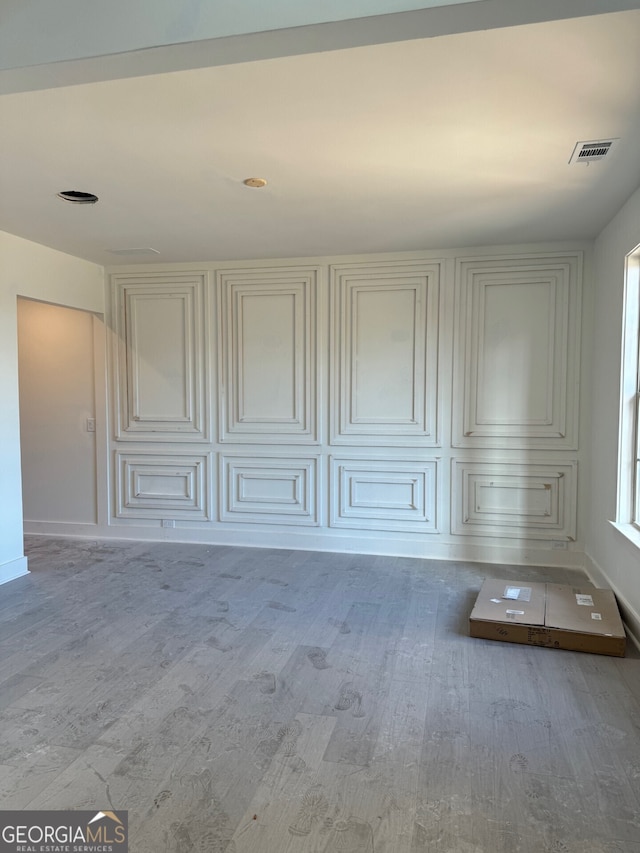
1;536;639;852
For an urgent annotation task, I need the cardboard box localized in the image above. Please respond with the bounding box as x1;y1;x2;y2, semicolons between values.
469;579;626;657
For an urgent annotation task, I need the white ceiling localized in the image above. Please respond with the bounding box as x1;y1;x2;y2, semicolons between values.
1;9;640;266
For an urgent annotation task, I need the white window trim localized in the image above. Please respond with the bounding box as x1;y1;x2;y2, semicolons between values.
615;243;640;545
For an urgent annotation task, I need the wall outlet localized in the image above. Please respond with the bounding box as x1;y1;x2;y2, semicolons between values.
86;417;96;432
161;519;175;528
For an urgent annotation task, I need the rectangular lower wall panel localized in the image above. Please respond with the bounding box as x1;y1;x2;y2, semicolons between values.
220;455;320;525
115;451;212;520
451;459;577;540
330;457;438;533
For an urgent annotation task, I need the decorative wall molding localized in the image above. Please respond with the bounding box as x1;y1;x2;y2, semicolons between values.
111;272;210;441
330;456;438;533
115;450;212;520
220;454;320;526
330;260;441;445
452;253;582;449
217;266;319;443
104;247;586;559
451;459;577;540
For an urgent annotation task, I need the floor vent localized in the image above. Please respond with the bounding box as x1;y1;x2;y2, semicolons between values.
569;139;619;164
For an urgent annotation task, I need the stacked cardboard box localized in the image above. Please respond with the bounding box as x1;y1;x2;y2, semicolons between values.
469;579;626;657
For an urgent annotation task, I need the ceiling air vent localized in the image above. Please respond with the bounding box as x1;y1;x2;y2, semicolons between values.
106;247;160;257
569;138;619;164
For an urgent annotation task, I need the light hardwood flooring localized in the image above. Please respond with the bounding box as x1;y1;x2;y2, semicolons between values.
1;537;639;852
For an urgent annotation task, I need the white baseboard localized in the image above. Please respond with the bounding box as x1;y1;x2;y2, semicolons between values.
584;552;640;651
24;521;100;535
23;520;586;569
0;556;29;585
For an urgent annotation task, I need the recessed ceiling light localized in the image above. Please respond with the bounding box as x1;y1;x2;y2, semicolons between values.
243;177;267;188
57;190;99;204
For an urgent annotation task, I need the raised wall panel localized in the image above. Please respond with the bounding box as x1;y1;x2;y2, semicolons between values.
452;254;581;448
451;460;577;540
220;455;319;525
330;456;438;532
218;267;318;443
116;451;211;519
331;260;441;445
112;273;209;441
102;247;586;560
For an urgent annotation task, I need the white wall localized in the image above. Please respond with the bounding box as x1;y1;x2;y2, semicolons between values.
84;244;588;567
18;299;99;526
586;184;640;640
0;231;104;584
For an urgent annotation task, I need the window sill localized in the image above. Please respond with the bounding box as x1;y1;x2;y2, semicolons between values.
609;520;640;551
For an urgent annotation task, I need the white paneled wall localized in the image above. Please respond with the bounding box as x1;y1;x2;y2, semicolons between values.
217;266;318;443
451;460;577;540
107;245;586;565
329;457;439;533
220;454;319;526
330;260;440;445
452;255;581;449
115;451;212;520
112;273;210;441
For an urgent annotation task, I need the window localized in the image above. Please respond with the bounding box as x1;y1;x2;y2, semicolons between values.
635;305;640;527
618;245;640;529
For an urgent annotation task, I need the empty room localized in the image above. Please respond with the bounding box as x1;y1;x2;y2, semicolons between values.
1;2;640;851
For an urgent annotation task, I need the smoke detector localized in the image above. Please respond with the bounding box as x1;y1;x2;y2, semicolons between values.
569;139;619;164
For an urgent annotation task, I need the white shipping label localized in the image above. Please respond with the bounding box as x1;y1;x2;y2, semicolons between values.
591;612;602;621
505;609;525;616
503;587;532;602
576;594;594;606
